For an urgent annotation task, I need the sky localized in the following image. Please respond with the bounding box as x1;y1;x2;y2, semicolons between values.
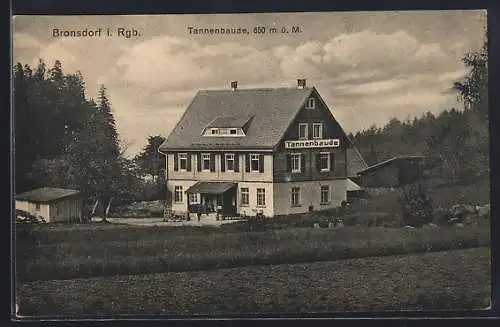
12;11;487;157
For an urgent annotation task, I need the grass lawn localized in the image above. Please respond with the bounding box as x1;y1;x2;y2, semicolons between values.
17;247;491;316
16;224;490;281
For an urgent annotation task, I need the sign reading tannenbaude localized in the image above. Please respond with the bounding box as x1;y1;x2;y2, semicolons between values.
284;138;340;149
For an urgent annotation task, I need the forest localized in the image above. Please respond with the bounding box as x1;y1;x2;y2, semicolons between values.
13;37;488;215
13;60;167;214
351;39;488;185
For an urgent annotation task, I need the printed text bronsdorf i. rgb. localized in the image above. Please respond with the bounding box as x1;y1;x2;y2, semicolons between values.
52;27;141;39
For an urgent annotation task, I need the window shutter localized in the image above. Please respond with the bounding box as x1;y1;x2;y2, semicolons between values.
301;153;305;173
221;153;226;172
259;154;264;173
197;153;201;171
187;153;192;171
316;153;321;172
286;154;291;172
234;154;240;173
245;154;250;172
174;153;178;171
330;152;335;173
210;154;216;172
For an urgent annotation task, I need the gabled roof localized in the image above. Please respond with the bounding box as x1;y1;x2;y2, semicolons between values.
356;156;425;174
160;87;315;151
15;187;80;203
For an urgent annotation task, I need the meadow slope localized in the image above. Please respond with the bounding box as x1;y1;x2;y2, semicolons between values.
17;247;491;316
17;225;490;281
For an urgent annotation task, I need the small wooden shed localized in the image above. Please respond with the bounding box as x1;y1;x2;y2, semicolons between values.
15;187;83;223
356;156;425;189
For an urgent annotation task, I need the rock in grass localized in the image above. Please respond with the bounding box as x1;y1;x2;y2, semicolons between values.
450;204;476;216
476;204;490;218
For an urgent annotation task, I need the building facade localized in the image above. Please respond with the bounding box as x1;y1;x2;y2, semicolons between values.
15;187;83;223
159;79;367;217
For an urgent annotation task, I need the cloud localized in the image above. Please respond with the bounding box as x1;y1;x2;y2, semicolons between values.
116;36;285;91
415;43;447;60
12;25;474;157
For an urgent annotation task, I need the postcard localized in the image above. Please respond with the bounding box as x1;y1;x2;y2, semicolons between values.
12;11;490;318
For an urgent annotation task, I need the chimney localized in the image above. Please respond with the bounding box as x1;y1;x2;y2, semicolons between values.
231;81;238;91
297;78;306;89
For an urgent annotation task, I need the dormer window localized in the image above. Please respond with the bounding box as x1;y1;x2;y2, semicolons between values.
203;114;254;137
306;97;315;109
204;127;244;136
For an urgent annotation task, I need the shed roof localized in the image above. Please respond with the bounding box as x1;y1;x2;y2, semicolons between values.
356;156;425;174
15;187;80;203
186;182;236;194
346;178;364;191
159;87;315;151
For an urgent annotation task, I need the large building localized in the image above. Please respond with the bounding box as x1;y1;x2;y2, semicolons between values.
159;79;367;217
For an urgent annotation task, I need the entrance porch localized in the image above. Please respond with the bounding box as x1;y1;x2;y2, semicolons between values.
185;181;237;216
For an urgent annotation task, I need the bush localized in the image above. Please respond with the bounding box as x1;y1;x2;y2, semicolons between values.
343;212;402;227
399;181;434;227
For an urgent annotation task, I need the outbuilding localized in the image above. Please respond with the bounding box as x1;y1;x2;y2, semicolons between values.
355;156;425;194
15;187;83;223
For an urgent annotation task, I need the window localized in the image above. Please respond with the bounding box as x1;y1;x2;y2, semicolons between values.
240;187;249;206
298;123;308;140
225;153;235;171
250;154;260;172
291;153;302;173
211;128;219;135
202;153;211;171
35;203;40;211
178;153;188;171
319;152;330;171
189;193;199;204
230;129;237;135
306;97;315;109
291;187;300;206
312;123;323;139
320;185;330;204
257;188;266;207
174;186;183;203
